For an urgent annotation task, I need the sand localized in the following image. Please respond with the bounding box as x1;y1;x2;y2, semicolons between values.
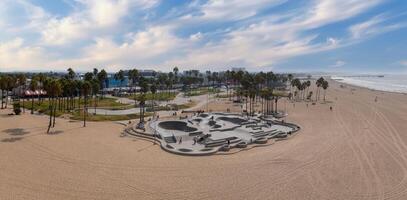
1;80;407;200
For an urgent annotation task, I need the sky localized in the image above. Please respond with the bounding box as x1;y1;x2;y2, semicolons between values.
0;0;406;74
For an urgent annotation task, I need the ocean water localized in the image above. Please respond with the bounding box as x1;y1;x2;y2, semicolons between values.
332;75;407;93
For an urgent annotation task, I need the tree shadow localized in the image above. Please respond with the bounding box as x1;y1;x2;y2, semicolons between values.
48;130;64;135
1;137;24;143
2;128;30;136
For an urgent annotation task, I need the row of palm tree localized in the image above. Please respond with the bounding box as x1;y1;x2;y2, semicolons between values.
1;68;330;133
290;77;329;102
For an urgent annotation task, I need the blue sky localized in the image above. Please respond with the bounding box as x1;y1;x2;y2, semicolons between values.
0;0;406;73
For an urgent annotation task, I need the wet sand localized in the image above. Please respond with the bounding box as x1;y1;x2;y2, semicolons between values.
1;80;407;199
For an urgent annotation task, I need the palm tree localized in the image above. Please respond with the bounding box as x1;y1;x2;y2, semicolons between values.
316;77;325;101
82;81;92;127
322;80;329;102
150;82;157;117
97;69;107;98
139;78;149;122
44;78;61;133
287;74;293;94
168;72;174;95
114;70;125;94
305;80;311;100
93;68;98;78
84;72;93;82
4;75;16;108
16;74;27;113
128;69;139;98
91;80;100;113
67;68;76;80
52;80;62;128
29;77;39;114
0;75;7;109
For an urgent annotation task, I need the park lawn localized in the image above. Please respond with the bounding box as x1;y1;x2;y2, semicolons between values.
215;94;229;98
185;87;220;96
126;92;178;101
71;112;153;122
22;97;128;113
273;90;290;97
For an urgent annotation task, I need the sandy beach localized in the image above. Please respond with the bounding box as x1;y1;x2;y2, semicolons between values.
1;80;407;200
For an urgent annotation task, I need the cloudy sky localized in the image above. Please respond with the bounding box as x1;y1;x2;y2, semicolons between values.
0;0;406;73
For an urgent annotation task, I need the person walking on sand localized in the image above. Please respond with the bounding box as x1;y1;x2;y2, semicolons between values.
330;106;333;111
375;96;378;102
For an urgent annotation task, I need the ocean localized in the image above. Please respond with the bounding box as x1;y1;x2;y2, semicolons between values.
332;75;407;93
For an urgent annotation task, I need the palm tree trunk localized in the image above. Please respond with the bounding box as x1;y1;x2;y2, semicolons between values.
31;97;34;114
1;90;4;109
53;97;57;127
83;96;87;127
47;97;52;134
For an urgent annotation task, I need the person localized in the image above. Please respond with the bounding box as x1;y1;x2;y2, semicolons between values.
227;140;230;145
179;137;182;144
193;137;196;145
375;96;378;102
330;106;333;111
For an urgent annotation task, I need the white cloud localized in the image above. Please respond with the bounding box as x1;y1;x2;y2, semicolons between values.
0;0;404;72
331;60;346;68
0;38;48;71
198;0;286;21
41;0;159;45
349;14;406;39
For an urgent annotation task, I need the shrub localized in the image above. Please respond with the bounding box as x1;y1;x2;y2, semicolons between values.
13;102;22;115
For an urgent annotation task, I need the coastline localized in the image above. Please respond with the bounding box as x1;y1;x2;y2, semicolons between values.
332;76;407;95
332;78;407;96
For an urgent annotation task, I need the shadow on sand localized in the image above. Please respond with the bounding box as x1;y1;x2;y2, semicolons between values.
1;137;24;143
2;128;31;136
48;130;64;135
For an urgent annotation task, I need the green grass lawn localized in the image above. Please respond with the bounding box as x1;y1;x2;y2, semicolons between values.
125;92;178;101
71;111;153;122
184;87;221;96
22;97;129;115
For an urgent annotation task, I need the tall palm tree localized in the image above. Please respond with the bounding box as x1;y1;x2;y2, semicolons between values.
128;69;139;95
316;77;325;101
82;81;92;127
91;79;100;113
29;77;39;114
139;78;149;122
150;82;157;117
0;75;7;109
67;68;76;80
322;80;329;102
16;74;27;113
114;70;125;94
97;69;107;98
44;78;61;133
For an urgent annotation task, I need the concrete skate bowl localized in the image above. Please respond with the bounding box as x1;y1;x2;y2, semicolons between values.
158;121;198;132
217;117;247;125
208;120;222;128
